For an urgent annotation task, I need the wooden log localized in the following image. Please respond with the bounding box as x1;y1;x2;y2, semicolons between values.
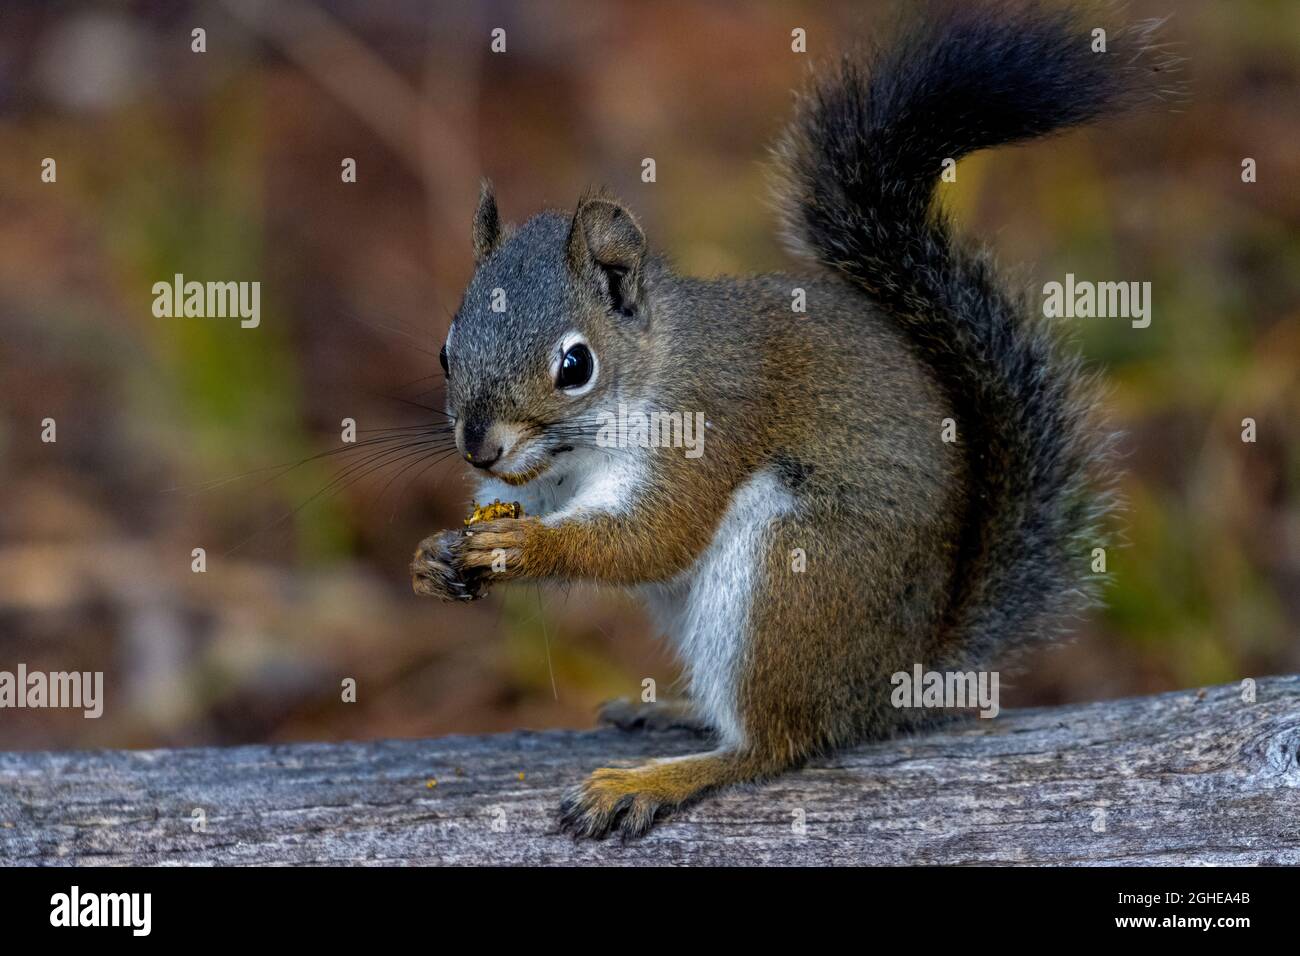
1;676;1297;865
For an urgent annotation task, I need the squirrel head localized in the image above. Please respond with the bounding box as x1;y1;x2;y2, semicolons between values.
442;180;652;485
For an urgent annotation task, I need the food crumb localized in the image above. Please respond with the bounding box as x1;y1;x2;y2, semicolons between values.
465;499;524;526
426;778;437;789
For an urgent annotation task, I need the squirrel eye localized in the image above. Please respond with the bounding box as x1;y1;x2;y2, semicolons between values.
555;343;594;391
439;344;449;376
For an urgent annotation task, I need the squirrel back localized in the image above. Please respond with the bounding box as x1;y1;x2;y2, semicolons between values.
771;3;1175;663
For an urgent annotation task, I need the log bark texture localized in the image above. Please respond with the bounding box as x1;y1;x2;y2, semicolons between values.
1;676;1297;865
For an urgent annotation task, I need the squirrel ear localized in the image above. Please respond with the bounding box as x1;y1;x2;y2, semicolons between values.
472;179;502;262
566;194;646;316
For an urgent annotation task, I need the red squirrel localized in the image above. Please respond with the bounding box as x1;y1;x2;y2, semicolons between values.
412;2;1173;838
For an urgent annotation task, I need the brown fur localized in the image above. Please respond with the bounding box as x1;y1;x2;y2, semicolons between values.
412;266;965;837
410;1;1144;839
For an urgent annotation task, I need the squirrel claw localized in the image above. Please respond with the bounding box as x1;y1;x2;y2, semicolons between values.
556;768;673;841
558;752;747;840
411;530;485;602
557;782;651;842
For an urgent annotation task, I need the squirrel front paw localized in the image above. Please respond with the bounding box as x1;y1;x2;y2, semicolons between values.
455;517;536;578
410;530;484;601
411;518;538;600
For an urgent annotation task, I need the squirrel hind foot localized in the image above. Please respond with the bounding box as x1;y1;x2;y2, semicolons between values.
596;698;713;736
557;750;754;841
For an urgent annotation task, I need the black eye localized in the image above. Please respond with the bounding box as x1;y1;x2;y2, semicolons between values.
556;343;593;390
439;344;449;376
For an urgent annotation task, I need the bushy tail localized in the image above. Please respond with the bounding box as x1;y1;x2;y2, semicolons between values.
773;1;1177;661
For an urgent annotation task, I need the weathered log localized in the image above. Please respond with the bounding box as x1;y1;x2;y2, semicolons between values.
1;676;1296;865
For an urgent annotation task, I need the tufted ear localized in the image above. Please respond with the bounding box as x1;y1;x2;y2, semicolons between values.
472;179;502;262
566;192;647;316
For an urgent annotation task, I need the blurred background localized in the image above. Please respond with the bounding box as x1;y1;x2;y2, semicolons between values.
0;0;1296;751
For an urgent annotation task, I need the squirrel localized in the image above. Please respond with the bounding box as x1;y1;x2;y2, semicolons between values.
411;2;1171;839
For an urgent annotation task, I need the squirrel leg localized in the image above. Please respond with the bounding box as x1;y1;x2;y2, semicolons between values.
560;497;952;840
597;697;712;734
450;472;737;586
557;749;772;840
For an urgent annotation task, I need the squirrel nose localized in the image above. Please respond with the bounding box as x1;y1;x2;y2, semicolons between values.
461;417;497;467
461;418;521;470
466;446;502;469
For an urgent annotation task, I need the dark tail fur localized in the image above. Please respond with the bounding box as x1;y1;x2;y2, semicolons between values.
774;2;1178;662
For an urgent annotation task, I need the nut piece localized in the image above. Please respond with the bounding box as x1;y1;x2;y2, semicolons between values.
464;499;524;526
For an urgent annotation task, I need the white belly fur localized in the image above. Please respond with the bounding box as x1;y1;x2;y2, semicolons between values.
476;455;794;749
640;469;795;747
